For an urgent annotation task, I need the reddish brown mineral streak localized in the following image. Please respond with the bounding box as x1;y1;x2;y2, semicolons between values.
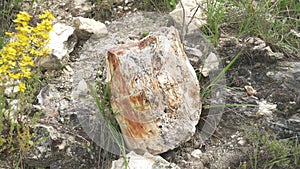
108;48;158;140
107;27;201;154
138;36;157;50
129;94;148;111
120;116;158;139
107;50;120;70
130;93;144;106
107;50;128;96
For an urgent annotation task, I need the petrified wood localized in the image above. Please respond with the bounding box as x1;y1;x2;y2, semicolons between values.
106;26;201;155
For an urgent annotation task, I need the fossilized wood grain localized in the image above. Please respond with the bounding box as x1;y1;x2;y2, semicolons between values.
107;26;201;155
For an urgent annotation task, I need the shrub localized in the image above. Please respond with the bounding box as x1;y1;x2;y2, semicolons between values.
0;10;54;92
0;10;54;166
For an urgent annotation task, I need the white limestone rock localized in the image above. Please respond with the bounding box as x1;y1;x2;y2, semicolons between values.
256;100;277;117
111;151;180;169
39;23;76;70
191;149;203;159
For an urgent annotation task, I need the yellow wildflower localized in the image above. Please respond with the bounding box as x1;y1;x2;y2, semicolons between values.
16;26;31;34
5;32;14;37
0;65;9;73
22;71;32;78
5;46;17;56
17;82;26;92
44;47;51;54
20;67;32;78
6;60;16;67
21;55;34;65
16;34;30;47
13;11;31;26
38;10;55;20
8;72;22;79
0;10;54;92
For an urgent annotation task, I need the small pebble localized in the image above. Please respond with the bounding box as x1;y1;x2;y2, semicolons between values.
191;149;202;159
117;6;123;10
238;139;246;146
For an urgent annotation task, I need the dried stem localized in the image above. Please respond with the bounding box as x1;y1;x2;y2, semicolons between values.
187;5;200;32
179;0;186;42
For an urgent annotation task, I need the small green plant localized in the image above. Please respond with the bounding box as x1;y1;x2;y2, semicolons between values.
200;50;241;101
200;0;226;46
244;123;300;169
226;0;299;58
0;0;23;50
294;136;300;166
87;80;128;169
198;0;299;58
0;10;54;168
140;0;178;12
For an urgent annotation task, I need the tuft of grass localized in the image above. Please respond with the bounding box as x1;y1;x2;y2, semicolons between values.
200;50;241;101
87;80;128;169
294;136;300;166
198;0;299;58
0;0;23;49
138;0;178;12
226;0;299;58
200;0;226;46
244;123;300;169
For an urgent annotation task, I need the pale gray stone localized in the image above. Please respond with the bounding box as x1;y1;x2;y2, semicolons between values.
191;149;203;159
49;23;75;60
256;100;277;117
73;17;108;40
37;84;61;119
200;52;219;77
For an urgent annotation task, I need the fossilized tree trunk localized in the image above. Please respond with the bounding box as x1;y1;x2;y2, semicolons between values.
106;26;201;155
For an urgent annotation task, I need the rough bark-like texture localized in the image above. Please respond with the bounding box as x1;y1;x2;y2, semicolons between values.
107;26;201;155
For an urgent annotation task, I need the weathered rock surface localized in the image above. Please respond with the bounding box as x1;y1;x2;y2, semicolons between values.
111;151;180;169
218;35;300;139
39;22;76;70
37;84;61;120
23;0;84;27
107;26;201;155
48;23;76;59
73;17;108;40
39;16;108;70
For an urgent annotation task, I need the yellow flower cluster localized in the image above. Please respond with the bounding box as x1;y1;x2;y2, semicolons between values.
0;11;55;92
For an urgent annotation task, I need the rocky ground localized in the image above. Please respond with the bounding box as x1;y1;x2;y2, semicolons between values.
1;0;299;169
